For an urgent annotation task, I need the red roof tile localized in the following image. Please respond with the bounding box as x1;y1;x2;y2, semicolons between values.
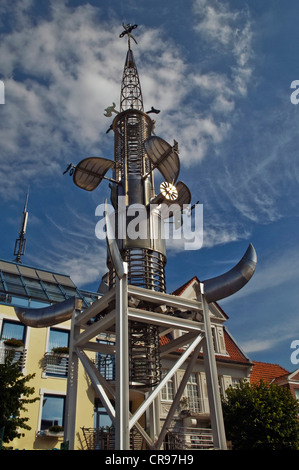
250;361;290;384
222;330;250;364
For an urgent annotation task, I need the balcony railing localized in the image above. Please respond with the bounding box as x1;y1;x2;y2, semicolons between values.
95;354;115;381
165;426;213;450
43;352;69;377
81;426;149;450
80;426;213;450
0;345;27;369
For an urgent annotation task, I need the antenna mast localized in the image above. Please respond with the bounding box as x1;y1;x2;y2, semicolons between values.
14;190;29;264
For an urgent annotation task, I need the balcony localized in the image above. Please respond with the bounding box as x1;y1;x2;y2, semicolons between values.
80;425;213;450
43;352;69;377
0;339;27;369
81;426;149;450
165;426;213;450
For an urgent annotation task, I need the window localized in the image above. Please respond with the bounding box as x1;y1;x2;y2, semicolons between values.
0;319;26;368
186;373;201;412
48;328;69;352
161;370;175;401
1;319;26;343
295;389;299;401
94;401;113;429
211;327;220;353
41;394;65;431
44;328;69;377
232;377;241;388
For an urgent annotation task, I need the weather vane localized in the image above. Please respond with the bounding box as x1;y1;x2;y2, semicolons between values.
119;23;138;47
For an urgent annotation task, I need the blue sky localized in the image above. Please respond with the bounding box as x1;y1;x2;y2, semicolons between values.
0;0;299;371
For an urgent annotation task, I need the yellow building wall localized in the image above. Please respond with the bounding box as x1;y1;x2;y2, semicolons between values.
0;303;95;450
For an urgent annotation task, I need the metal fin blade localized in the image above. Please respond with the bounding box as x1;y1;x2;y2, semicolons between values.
73;157;115;191
144;136;180;183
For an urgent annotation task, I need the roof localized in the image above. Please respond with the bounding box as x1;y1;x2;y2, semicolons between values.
222;329;251;364
0;258;100;309
171;276;199;296
250;361;290;384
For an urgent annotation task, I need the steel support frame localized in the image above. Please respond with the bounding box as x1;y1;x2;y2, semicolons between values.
200;283;227;450
64;281;227;450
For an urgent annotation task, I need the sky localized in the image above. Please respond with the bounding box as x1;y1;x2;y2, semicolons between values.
0;0;299;372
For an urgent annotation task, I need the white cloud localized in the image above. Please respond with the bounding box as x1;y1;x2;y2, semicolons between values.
193;0;238;46
191;0;253;106
240;321;299;355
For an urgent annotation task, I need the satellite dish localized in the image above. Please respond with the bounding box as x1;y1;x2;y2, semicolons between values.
144;136;180;183
73;157;115;191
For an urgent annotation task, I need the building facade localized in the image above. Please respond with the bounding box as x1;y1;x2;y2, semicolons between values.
0;258;99;450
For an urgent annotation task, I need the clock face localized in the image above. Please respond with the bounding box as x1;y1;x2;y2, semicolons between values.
160;181;178;201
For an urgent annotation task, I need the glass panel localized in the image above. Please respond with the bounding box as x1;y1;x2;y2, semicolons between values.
41;394;65;430
22;277;48;300
161;370;174;401
42;281;65;302
186;374;201;412
48;328;69;352
0;279;5;293
95;406;113;428
10;296;30;307
61;286;80;299
3;273;27;296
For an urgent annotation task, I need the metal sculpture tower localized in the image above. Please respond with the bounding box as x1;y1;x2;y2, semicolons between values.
15;25;257;451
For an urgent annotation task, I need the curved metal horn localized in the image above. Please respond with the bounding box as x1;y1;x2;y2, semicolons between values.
14;296;76;328
202;243;257;303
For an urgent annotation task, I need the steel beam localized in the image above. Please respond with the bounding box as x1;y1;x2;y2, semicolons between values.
76;347;116;423
160;331;199;356
129;333;204;430
201;284;227;450
75;287;116;327
75;309;116;347
115;267;130;450
64;308;80;449
128;284;202;311
155;336;204;449
128;307;204;332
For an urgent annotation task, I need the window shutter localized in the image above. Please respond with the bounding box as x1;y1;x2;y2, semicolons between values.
216;326;226;354
199;372;209;413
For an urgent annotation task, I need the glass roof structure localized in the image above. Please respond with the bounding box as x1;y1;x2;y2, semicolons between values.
0;259;100;309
